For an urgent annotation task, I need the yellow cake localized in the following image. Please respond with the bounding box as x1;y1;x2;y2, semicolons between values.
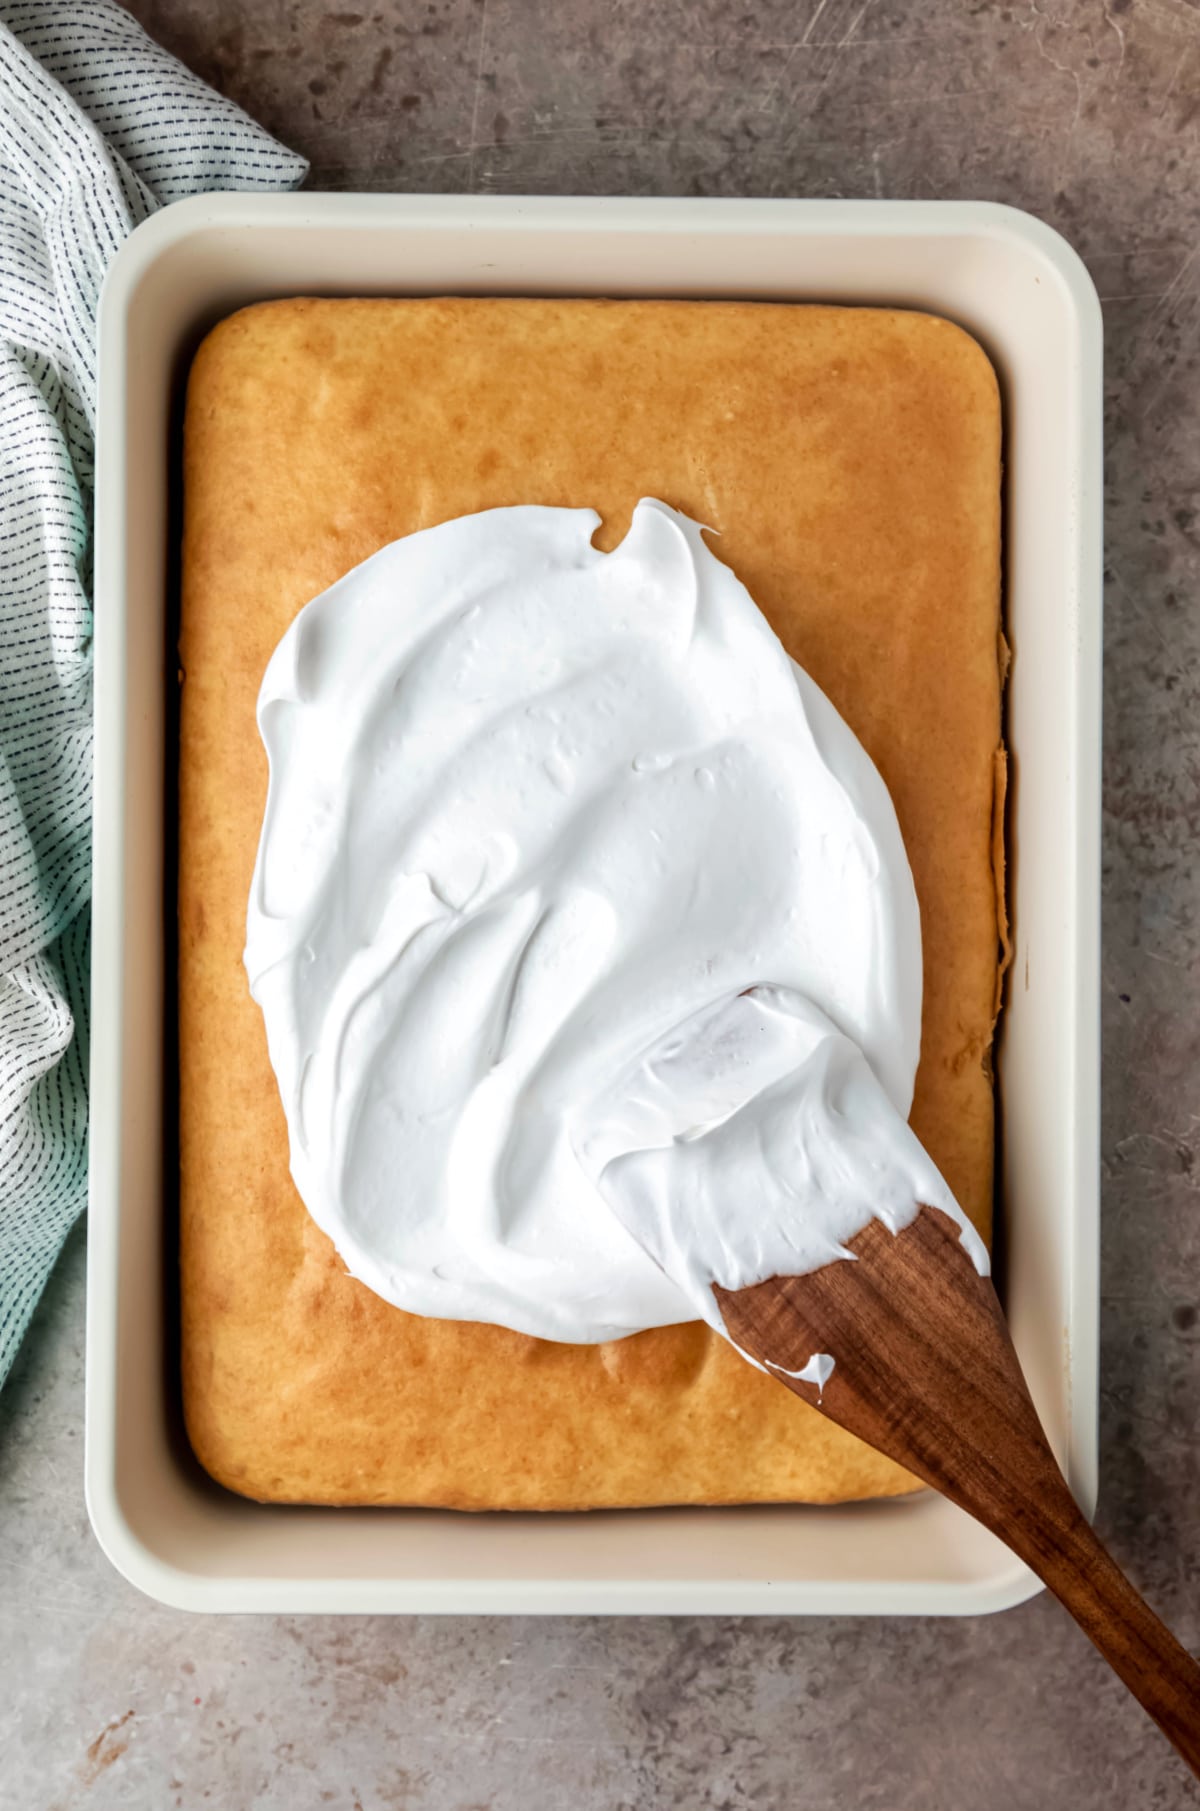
179;297;1005;1508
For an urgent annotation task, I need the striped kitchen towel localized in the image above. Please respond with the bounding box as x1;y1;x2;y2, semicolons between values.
0;1;305;1387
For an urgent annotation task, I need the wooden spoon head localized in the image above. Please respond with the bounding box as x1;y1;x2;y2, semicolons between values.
714;1203;1062;1526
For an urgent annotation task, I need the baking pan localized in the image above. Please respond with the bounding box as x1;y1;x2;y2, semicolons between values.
88;195;1102;1613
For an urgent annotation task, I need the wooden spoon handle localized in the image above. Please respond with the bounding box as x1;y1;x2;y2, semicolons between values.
716;1207;1200;1777
1027;1496;1200;1773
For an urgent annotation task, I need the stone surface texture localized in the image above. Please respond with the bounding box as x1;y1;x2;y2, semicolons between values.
3;0;1200;1806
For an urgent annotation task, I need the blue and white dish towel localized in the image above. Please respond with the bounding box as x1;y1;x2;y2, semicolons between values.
0;0;305;1386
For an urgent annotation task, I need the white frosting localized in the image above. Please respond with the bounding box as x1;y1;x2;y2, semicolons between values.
246;498;985;1344
578;984;985;1334
770;1353;837;1400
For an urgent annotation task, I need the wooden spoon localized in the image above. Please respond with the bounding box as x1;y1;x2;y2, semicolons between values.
715;1204;1200;1777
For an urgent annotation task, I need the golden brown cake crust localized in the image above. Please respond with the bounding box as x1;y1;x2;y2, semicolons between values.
179;297;1003;1508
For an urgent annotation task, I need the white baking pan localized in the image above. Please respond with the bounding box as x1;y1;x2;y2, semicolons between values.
88;195;1102;1615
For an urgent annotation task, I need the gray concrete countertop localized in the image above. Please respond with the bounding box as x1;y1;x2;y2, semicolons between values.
3;2;1198;1806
